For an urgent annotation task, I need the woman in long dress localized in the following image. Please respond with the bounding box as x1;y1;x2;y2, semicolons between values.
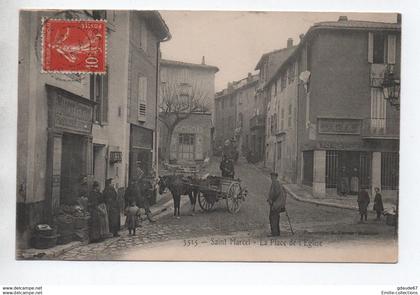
88;182;102;242
88;181;110;242
350;168;360;195
337;166;349;196
103;178;121;237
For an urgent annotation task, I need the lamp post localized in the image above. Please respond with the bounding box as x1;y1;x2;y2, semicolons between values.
381;67;400;235
382;69;400;110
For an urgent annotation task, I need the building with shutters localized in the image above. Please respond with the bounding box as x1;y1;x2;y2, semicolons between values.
16;10;170;248
251;40;296;162
91;11;170;191
125;12;171;181
263;16;400;197
264;40;299;182
159;58;218;163
214;73;259;158
214;84;238;154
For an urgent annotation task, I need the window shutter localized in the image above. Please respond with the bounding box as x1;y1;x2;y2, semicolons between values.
140;24;148;52
138;76;147;122
368;32;374;63
387;34;396;64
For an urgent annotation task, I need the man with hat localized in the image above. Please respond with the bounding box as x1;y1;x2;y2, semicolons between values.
267;171;286;237
103;178;121;237
220;155;235;179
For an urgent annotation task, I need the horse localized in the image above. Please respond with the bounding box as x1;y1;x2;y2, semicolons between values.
158;174;200;217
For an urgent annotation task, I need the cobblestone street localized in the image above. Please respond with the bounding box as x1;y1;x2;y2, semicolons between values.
56;158;396;261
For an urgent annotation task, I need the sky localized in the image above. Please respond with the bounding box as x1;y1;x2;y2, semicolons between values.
160;11;397;91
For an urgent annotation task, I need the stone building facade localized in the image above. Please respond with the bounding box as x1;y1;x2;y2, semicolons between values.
264;16;400;197
214;74;258;157
253;40;296;162
159;59;218;163
234;74;259;157
264;47;299;183
16;10;170;248
214;85;237;153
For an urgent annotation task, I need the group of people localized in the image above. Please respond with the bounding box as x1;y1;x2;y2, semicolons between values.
78;162;157;241
357;187;384;223
267;172;386;237
79;178;121;243
122;162;156;235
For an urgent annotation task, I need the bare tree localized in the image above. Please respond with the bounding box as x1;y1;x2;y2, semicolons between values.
159;81;211;161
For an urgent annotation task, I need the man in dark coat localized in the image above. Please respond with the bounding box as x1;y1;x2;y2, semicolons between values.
103;178;121;237
170;174;184;218
338;166;349;196
267;172;286;237
220;155;235;178
373;187;384;220
357;189;370;223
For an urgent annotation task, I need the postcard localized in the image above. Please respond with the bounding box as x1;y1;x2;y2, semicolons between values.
16;10;400;262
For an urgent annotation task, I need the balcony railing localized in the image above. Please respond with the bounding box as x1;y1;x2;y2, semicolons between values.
362;118;400;138
250;114;265;130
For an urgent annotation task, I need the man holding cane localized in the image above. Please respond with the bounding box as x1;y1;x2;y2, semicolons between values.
267;172;287;237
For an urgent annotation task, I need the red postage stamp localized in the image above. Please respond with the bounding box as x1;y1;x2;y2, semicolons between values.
42;19;106;73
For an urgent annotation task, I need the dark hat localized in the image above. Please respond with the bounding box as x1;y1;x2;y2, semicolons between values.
270;172;278;177
92;181;100;187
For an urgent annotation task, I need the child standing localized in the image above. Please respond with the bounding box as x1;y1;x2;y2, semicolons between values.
125;201;141;236
373;187;384;220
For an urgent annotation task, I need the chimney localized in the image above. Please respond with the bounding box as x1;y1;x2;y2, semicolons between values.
201;56;206;65
397;14;402;24
338;16;348;22
299;34;305;42
287;38;293;48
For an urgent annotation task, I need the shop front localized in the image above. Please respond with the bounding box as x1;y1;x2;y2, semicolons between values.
301;139;399;197
129;124;153;180
46;85;95;221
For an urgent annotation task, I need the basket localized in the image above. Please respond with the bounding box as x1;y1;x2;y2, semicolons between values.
34;225;57;237
32;235;58;249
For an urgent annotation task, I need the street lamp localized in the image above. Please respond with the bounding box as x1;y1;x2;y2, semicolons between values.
382;69;400;110
381;67;400;236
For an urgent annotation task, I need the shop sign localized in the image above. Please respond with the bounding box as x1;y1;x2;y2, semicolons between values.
317;141;364;150
54;94;92;134
130;125;153;149
318;118;361;135
48;85;94;135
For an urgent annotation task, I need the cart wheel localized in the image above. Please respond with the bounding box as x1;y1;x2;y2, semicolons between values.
198;192;214;211
226;182;242;213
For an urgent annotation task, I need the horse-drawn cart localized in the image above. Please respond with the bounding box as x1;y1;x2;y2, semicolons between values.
193;176;247;213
